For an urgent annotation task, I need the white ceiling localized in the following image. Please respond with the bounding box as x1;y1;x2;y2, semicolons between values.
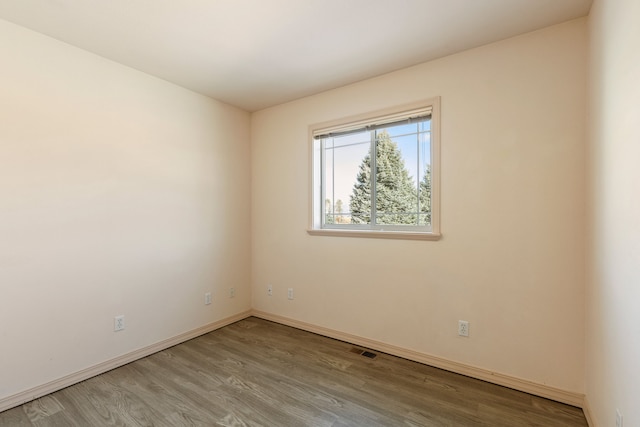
0;0;592;111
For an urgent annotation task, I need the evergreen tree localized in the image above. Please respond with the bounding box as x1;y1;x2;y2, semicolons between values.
350;153;372;224
350;131;418;225
419;165;432;225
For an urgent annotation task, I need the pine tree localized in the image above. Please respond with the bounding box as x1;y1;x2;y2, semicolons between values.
350;131;418;225
419;165;432;225
350;153;372;224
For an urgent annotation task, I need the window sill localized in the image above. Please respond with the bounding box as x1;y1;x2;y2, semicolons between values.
307;229;441;241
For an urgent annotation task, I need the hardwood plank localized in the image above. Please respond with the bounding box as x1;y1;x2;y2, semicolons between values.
0;317;588;426
0;405;31;426
22;396;64;424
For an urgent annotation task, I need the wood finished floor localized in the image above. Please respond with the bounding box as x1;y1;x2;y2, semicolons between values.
0;317;587;426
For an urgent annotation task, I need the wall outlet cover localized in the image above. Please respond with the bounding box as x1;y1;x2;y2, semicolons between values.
458;320;469;337
114;315;125;332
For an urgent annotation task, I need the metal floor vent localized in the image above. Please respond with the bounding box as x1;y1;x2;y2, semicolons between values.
350;347;377;359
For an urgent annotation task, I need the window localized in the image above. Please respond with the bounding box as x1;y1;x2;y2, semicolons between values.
309;98;440;240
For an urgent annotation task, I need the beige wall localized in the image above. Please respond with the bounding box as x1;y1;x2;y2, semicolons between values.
0;11;595;410
252;19;587;393
0;19;251;400
587;0;640;425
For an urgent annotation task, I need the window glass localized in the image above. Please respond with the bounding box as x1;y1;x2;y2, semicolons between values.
311;99;440;239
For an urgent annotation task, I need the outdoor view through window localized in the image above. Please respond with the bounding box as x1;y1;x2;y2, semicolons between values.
318;115;432;231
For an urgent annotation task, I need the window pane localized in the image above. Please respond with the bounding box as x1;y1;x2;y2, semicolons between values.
374;129;419;225
323;146;334;223
331;131;369;148
418;130;431;226
312;100;439;237
324;119;431;227
323;136;370;225
419;119;431;132
383;122;418;139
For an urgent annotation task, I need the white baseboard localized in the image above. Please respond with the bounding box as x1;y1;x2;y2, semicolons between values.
582;396;597;427
2;310;588;415
0;310;252;413
251;310;586;408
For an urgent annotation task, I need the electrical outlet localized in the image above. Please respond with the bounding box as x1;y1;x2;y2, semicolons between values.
458;320;469;337
616;409;623;427
114;315;125;332
229;287;235;298
287;288;294;300
205;292;212;305
267;284;273;296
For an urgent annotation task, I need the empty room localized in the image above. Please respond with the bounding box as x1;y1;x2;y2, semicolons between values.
0;0;638;426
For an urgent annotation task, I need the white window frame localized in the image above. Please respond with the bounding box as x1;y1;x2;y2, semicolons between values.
308;98;441;240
